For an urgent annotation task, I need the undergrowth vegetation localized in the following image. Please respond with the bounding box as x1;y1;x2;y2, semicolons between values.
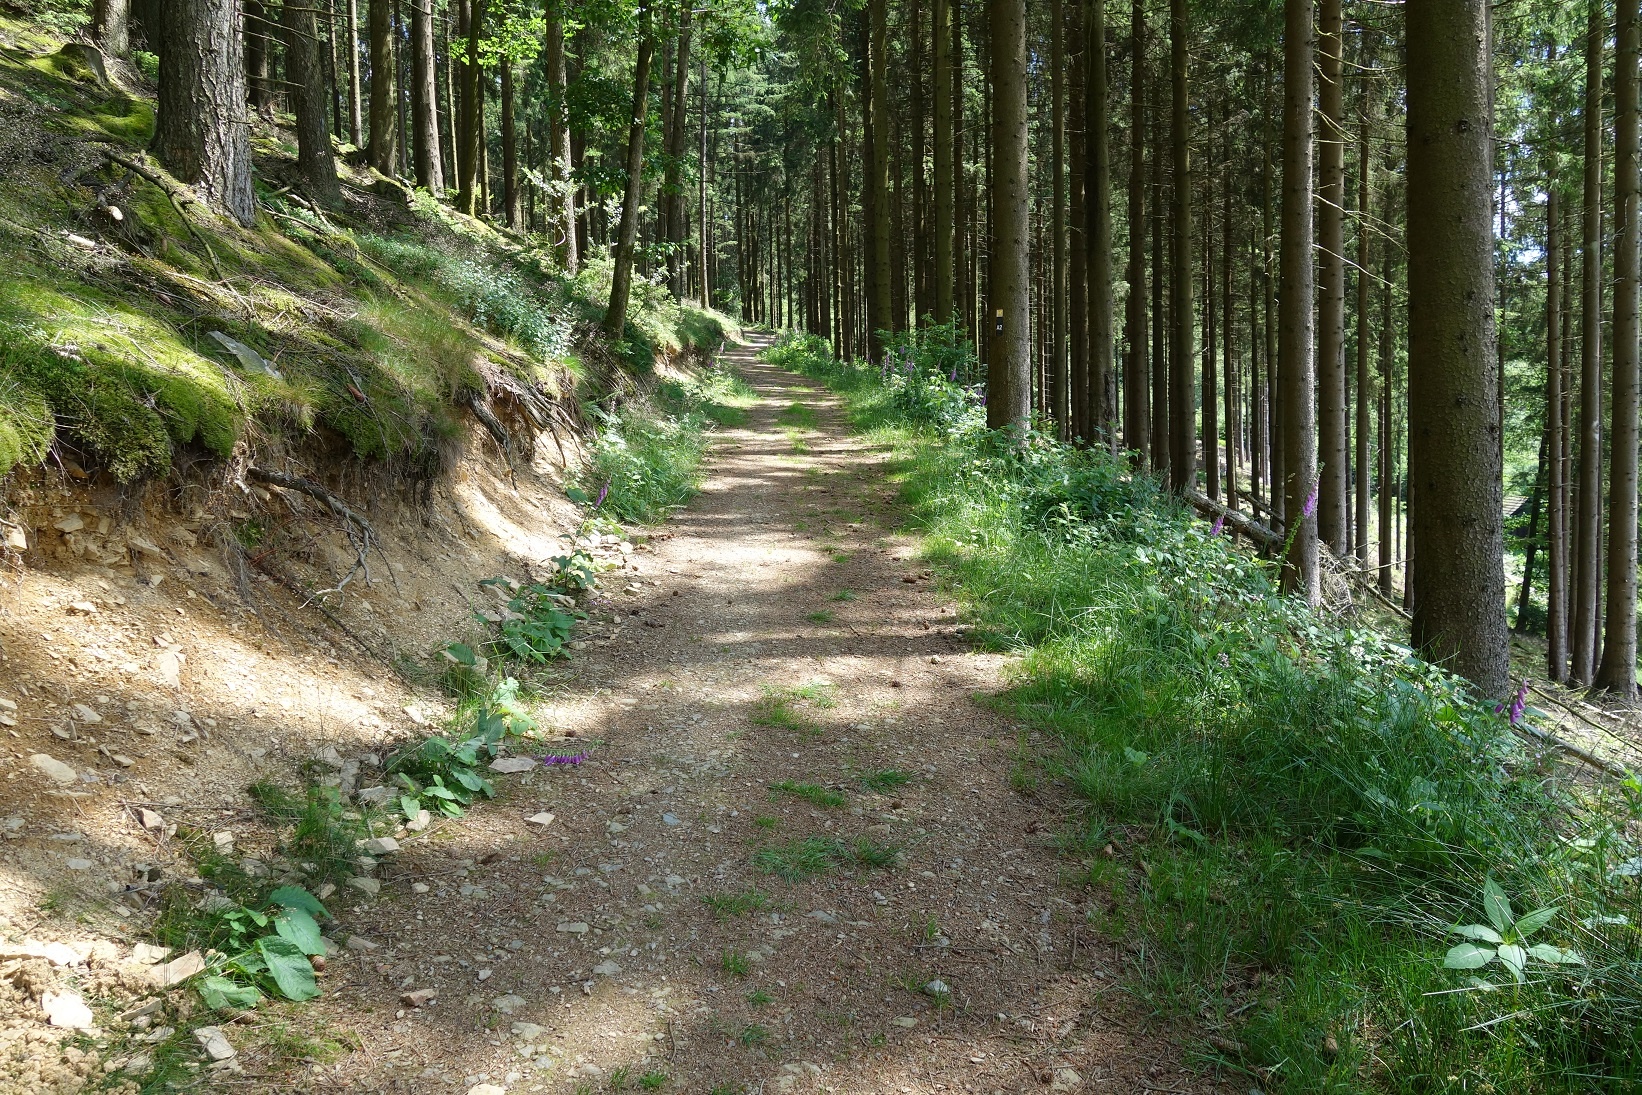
766;329;1642;1093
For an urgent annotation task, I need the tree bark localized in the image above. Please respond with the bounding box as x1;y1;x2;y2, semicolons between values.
367;0;396;174
244;0;269;110
1547;182;1568;679
1406;0;1509;697
1316;0;1346;551
1123;0;1149;464
1088;0;1114;443
933;0;955;324
603;9;655;339
1051;0;1069;436
1167;0;1194;490
1069;2;1088;438
664;6;693;299
501;59;520;227
409;0;443;192
93;0;130;56
1573;2;1605;684
868;0;894;360
1599;0;1641;695
544;5;578;271
1278;0;1317;599
282;0;341;205
1354;78;1373;564
153;0;255;227
986;0;1031;431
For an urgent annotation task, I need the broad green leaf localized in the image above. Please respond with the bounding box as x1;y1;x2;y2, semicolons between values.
1443;943;1495;970
1513;906;1559;937
273;908;325;956
257;936;320;1002
198;975;262;1011
1527;943;1585;965
1496;943;1527;982
1451;923;1503;944
268;885;329;919
565;487;590;503
424;783;458;800
401;794;422;821
1483;877;1513;934
441;642;478;666
1123;747;1150;767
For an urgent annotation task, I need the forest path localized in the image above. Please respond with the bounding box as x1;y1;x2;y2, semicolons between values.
314;335;1201;1094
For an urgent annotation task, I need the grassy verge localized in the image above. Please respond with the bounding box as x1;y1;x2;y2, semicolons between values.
765;329;1642;1094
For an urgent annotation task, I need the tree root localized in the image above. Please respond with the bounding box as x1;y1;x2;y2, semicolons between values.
246;466;395;597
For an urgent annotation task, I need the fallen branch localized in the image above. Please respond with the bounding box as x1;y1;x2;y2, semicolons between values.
100;150;228;282
246;466;389;597
1181;489;1281;549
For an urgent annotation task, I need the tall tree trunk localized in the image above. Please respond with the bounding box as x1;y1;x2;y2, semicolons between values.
1574;1;1605;684
1278;0;1317;599
1378;250;1395;597
1123;0;1149;463
93;0;130;56
1167;0;1194;490
1088;0;1114;443
1354;79;1373;563
604;11;655;339
1223;133;1237;509
1599;0;1641;695
1069;2;1088;437
1203;151;1218;501
154;0;255;227
244;0;269;110
663;4;693;298
986;0;1031;431
455;0;487;214
368;0;396;173
410;0;443;192
282;0;341;205
933;0;955;323
1547;182;1568;679
868;0;894;360
501;59;520;227
545;6;578;271
1150;61;1169;475
1518;429;1548;631
345;0;363;146
1406;0;1509;697
1051;0;1069;437
1316;0;1347;551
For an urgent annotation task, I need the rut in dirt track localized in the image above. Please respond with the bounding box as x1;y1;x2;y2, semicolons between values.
310;336;1203;1094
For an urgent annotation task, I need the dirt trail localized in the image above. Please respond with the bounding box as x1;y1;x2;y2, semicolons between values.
311;337;1201;1095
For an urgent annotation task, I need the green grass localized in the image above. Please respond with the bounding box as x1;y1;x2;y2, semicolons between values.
830;590;857;602
806;609;836;624
746;988;774;1006
769;781;848;808
767;328;1642;1094
720;950;753;977
778;401;818;428
701;889;773;919
752;835;899;881
859;769;911;793
738;1023;769;1046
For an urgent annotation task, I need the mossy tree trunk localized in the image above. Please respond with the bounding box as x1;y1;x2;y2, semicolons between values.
153;0;255;227
92;0;129;56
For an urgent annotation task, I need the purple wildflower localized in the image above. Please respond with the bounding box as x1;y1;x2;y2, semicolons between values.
949;364;959;383
1510;680;1529;725
1210;515;1225;537
1302;483;1320;520
540;751;589;767
595;480;610;509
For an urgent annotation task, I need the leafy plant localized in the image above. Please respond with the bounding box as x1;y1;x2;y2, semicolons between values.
476;576;584;663
388;678;536;819
196;886;331;1009
1443;878;1585;986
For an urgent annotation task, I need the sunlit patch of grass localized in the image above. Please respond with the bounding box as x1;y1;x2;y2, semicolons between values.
769;781;848;808
701;889;773;919
859;769;912;793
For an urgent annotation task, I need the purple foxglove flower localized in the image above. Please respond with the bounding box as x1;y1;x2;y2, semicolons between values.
949;365;959;383
1210;515;1225;537
1510;680;1529;725
540;751;589;767
595;480;610;509
1303;483;1319;520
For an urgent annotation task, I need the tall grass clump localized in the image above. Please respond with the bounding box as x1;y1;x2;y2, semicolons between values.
766;329;1642;1093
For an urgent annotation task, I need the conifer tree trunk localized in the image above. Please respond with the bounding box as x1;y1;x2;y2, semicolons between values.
93;0;129;56
699;51;709;302
1123;0;1149;463
1051;0;1069;437
911;0;930;323
1547;182;1568;679
154;0;256;227
665;8;693;298
545;5;578;271
1278;0;1317;599
1087;0;1113;443
282;0;341;205
1378;254;1394;597
1316;0;1346;551
345;0;363;146
410;0;443;192
454;0;487;214
245;0;269;112
1223;138;1237;509
1406;0;1509;697
868;0;894;360
1354;85;1372;564
1573;2;1605;684
986;0;1031;431
1069;2;1088;437
1150;64;1169;475
933;0;955;323
368;0;396;173
1203;158;1218;501
1599;0;1641;695
604;9;654;338
501;59;520;228
1167;0;1194;490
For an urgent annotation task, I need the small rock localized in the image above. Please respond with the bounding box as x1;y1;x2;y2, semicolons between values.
405;809;432;832
355;785;393;806
71;703;102;723
0;696;15;711
923;979;950;997
466;1085;507;1095
591;960;622;976
359;837;400;855
315;745;345;768
556;922;590;935
156;649;183;689
345;876;381;896
606;820;629;834
805;910;838;925
525;812;556;828
137;809;166;832
404;705;427;725
344;935;379;953
510;1021;546;1040
401;987;438;1007
489;757;537;774
192;1025;236;1061
54;514;85;533
3;526;25;550
477;968;492;981
890;1016;918;1028
491;994;526;1014
65;857;94;870
149;950;205;987
41;991;95;1029
1048;1067;1083;1093
661;813;681;827
30;754;78;784
67;601;98;615
412;882;430;894
131;943;171;965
